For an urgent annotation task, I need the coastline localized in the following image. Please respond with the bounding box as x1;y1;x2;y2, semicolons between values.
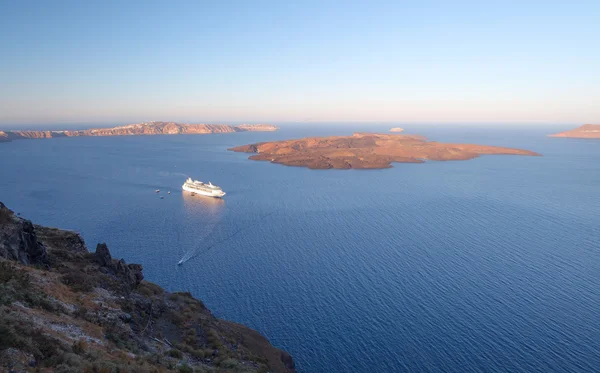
0;122;279;144
549;124;600;139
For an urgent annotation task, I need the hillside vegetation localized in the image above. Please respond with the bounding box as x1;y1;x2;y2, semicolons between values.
0;202;295;373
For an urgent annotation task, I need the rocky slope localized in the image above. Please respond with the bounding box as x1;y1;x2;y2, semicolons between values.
0;202;295;373
229;132;541;169
549;124;600;139
0;122;279;143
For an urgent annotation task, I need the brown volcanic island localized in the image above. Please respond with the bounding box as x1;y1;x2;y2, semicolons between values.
229;132;540;169
549;124;600;139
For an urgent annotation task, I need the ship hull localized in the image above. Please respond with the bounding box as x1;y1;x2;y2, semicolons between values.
182;184;226;198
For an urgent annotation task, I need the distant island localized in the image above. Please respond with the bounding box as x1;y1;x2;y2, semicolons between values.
549;124;600;139
389;127;404;133
229;132;541;169
0;122;279;143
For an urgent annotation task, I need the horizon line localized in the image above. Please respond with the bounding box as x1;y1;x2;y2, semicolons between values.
0;120;589;131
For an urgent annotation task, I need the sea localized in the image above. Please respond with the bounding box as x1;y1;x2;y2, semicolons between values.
1;124;599;373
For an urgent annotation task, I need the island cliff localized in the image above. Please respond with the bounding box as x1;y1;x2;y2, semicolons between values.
549;124;600;139
0;202;295;373
0;122;279;143
229;132;541;169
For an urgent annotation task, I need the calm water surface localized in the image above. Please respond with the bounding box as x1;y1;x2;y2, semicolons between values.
1;124;599;372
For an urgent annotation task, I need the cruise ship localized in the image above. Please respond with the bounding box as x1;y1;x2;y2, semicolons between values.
182;177;226;198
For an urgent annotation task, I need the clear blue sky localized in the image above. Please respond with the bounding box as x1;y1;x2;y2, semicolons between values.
0;0;598;127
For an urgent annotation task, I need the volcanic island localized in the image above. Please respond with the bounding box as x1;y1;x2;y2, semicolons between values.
549;124;600;139
229;132;541;170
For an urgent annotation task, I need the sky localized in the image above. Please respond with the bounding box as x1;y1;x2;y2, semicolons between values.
0;0;599;127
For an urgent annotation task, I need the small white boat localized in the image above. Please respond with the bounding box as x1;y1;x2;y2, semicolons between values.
178;260;183;265
155;189;160;193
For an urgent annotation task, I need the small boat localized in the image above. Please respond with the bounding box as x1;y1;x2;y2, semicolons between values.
168;191;171;194
160;196;164;199
155;189;160;193
177;260;183;265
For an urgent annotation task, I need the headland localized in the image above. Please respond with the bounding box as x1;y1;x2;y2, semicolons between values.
0;202;295;373
549;124;600;139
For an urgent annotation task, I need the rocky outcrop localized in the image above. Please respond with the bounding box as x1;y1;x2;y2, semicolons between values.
230;132;541;169
0;202;47;265
34;225;87;253
0;202;296;373
549;124;600;139
0;122;279;143
94;242;113;267
94;243;144;291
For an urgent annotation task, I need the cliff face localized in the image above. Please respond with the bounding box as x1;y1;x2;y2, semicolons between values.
0;202;47;265
229;132;541;169
0;202;295;373
549;124;600;139
235;124;279;132
0;122;279;143
9;130;66;139
70;123;240;137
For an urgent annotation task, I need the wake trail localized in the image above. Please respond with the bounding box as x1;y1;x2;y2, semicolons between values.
178;212;274;265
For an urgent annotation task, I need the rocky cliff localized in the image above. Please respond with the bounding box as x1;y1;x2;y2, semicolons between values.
549;124;600;139
0;202;295;373
234;124;279;132
0;122;279;143
0;203;47;265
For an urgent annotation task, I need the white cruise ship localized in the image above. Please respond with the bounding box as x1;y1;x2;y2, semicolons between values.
182;177;226;198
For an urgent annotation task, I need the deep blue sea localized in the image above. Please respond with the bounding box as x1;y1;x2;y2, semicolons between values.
1;124;599;372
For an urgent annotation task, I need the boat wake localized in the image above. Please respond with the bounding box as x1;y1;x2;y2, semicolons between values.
177;212;274;266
